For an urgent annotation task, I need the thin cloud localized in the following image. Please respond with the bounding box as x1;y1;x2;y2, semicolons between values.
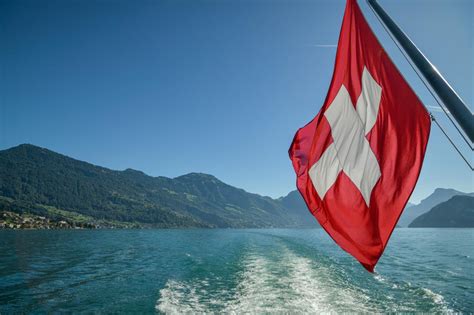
427;105;449;113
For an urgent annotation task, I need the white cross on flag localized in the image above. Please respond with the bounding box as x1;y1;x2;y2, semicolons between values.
289;0;431;271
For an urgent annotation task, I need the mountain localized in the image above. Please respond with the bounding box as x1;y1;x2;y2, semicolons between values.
0;144;314;228
409;195;474;228
278;190;319;227
398;188;474;227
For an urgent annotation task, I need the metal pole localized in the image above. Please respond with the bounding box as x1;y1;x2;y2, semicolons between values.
366;0;474;143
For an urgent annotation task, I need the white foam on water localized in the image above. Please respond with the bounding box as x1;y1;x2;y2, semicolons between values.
421;288;451;313
373;273;386;283
271;248;375;313
370;273;453;313
155;254;455;314
156;280;208;314
223;255;288;313
155;245;379;313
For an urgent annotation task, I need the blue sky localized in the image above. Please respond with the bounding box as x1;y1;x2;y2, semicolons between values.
0;0;472;203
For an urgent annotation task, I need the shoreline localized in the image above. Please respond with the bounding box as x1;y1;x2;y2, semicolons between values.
0;211;141;230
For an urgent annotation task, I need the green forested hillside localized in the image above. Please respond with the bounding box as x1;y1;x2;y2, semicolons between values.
0;144;313;228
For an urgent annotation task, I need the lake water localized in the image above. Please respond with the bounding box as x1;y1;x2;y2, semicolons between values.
0;228;472;313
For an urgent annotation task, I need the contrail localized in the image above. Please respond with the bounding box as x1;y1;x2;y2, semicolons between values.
427;105;449;113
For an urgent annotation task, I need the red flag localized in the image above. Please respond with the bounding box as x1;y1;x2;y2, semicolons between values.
289;0;430;272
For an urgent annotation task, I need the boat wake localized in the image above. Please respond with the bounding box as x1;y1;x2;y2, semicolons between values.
156;239;451;314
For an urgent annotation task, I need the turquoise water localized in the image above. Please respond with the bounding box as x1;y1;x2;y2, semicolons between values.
0;228;472;313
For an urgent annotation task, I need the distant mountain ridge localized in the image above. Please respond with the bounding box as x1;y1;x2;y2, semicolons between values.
278;190;319;227
409;195;474;228
1;144;471;229
0;144;315;228
399;188;474;227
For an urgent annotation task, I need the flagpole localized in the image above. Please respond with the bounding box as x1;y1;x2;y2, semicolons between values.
366;0;474;144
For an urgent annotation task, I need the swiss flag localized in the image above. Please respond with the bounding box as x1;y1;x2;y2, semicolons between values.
289;0;430;272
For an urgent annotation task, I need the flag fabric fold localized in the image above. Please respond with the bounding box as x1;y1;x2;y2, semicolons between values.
289;0;431;272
